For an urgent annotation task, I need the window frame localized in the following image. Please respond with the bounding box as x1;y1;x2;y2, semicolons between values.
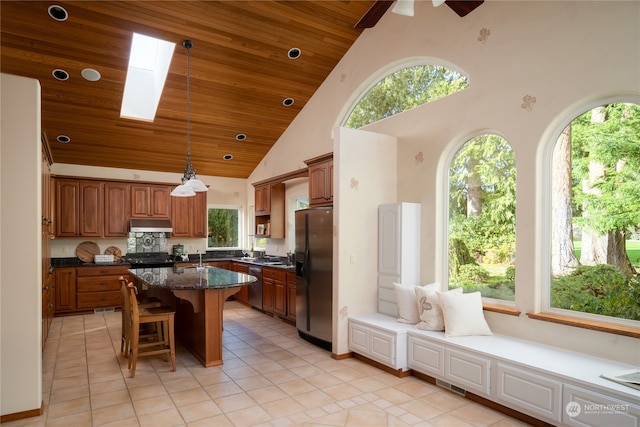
536;94;640;332
206;204;243;251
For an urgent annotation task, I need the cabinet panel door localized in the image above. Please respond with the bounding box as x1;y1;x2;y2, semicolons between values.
55;268;76;312
104;183;130;237
286;276;296;322
308;163;330;206
445;348;491;396
408;335;445;377
193;192;207;237
496;363;562;424
56;180;79;236
348;321;369;354
563;383;640;427
273;279;287;317
130;185;151;217
263;277;274;313
171;196;192;237
150;186;171;218
370;329;396;366
79;182;103;236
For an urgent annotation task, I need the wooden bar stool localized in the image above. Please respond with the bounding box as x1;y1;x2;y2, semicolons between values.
126;283;176;377
119;276;160;357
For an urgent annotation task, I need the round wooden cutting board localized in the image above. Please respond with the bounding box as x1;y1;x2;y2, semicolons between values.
104;246;122;261
76;241;100;263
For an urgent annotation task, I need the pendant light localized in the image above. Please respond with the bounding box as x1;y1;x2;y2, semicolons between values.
171;39;208;197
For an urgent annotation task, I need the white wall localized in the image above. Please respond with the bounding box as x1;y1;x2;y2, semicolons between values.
252;1;640;364
334;127;397;354
1;74;43;416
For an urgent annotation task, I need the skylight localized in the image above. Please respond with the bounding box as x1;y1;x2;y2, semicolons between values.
120;33;175;121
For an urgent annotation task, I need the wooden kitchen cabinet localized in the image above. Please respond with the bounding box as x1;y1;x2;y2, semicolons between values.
171;191;207;238
130;184;171;219
306;153;333;207
104;182;130;237
231;262;250;304
55;267;76;313
54;179;103;237
263;267;287;317
286;271;296;323
254;184;271;215
253;182;285;238
76;265;129;310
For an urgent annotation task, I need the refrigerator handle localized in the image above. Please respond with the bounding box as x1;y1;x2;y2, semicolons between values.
304;213;311;285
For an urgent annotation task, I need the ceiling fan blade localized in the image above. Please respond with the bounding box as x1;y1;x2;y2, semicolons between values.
444;0;484;17
354;0;394;29
392;0;415;17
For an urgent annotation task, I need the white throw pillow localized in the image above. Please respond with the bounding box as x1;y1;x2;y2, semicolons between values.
437;290;492;338
393;282;421;324
414;284;461;331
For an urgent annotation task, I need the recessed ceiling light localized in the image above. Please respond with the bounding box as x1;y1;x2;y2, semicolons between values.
235;134;246;141
48;5;68;21
223;154;233;160
283;97;294;107
81;68;101;81
52;69;69;81
288;48;301;59
56;135;71;143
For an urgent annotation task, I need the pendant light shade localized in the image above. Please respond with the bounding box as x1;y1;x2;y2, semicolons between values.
172;39;208;197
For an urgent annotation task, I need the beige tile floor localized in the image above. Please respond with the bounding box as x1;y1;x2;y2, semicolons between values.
4;301;531;427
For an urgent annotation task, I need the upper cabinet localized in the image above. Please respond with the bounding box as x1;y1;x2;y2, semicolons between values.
55;179;103;237
130;184;171;219
305;153;333;207
253;182;285;239
171;191;207;238
104;182;131;237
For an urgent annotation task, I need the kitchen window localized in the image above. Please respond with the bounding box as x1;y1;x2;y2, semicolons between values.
207;205;242;250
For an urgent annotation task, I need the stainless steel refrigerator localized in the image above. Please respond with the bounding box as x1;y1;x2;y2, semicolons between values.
295;207;333;351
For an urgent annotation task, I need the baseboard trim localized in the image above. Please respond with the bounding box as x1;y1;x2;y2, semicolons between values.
0;401;44;423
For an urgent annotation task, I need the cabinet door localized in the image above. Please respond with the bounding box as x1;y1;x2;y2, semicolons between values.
408;335;445;377
150;185;171;218
55;180;79;237
263;277;274;313
130;185;151;217
445;348;491;396
255;184;270;215
308;162;331;206
273;278;287;317
193;191;207;238
79;181;103;236
563;383;640;427
286;272;296;322
171;196;192;237
55;268;76;312
104;183;130;237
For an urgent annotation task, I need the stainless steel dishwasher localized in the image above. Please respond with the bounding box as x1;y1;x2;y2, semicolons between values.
247;265;263;310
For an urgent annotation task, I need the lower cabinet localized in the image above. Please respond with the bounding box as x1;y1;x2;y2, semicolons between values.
55;267;77;313
286;271;296;323
348;315;410;371
445;348;491;397
55;265;129;314
230;262;250;305
495;363;562;424
263;267;287;317
563;383;640;427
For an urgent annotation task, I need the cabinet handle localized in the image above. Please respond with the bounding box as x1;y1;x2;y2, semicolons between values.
99;282;108;286
99;270;109;274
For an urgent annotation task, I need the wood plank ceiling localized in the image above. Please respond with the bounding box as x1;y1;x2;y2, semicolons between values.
0;1;375;179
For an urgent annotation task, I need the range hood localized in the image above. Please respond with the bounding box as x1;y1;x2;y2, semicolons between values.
129;218;173;233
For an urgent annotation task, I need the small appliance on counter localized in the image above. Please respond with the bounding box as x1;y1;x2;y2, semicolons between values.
172;244;184;259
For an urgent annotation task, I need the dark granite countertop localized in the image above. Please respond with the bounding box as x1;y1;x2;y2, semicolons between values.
129;266;257;290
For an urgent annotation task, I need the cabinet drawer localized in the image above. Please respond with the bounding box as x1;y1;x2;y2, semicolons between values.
77;276;121;292
496;363;562;424
263;268;287;281
77;265;130;277
408;335;445;377
445;348;491;396
77;291;121;308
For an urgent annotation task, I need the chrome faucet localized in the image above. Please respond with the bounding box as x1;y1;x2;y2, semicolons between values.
196;250;206;271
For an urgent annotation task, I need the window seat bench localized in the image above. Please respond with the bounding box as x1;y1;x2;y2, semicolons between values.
348;313;640;426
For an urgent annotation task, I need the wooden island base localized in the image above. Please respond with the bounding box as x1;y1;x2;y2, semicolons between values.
173;287;241;367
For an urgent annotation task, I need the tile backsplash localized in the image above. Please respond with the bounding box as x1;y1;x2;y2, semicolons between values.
127;232;168;253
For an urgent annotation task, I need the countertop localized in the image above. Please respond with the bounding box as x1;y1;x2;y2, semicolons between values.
129;266;257;290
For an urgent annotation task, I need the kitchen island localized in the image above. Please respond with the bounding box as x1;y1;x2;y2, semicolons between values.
128;266;256;367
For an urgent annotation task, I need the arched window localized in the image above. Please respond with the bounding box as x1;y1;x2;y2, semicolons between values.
448;134;516;302
547;102;640;324
344;63;468;129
